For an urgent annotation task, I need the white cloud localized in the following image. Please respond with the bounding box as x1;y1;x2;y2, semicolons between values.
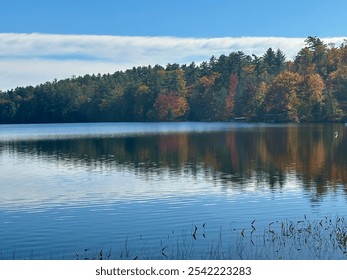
0;33;346;91
0;58;129;91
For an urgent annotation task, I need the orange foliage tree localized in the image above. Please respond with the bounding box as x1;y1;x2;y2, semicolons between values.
154;91;189;120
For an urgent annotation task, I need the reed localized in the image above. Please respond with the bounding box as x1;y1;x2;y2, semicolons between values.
2;215;347;260
70;215;347;260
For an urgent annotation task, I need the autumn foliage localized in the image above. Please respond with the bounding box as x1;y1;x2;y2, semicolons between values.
1;36;347;123
154;92;189;120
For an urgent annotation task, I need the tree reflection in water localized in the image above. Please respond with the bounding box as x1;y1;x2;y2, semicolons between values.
2;123;346;200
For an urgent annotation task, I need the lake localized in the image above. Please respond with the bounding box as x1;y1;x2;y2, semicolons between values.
1;122;347;260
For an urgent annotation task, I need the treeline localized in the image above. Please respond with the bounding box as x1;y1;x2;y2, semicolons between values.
1;36;347;123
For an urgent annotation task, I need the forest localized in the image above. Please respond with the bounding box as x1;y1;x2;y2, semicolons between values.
1;36;347;124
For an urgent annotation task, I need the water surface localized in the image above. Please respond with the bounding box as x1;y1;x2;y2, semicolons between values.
0;122;347;259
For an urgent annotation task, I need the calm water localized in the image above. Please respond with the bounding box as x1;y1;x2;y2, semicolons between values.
1;122;347;260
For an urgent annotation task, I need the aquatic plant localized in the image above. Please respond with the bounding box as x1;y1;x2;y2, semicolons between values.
71;215;347;260
2;215;346;260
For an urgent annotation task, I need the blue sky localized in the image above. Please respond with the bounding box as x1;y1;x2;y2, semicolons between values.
2;0;347;37
1;0;346;90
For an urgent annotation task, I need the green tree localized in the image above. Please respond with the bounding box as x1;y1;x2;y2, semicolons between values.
263;48;276;75
295;36;328;77
326;66;347;120
0;91;17;123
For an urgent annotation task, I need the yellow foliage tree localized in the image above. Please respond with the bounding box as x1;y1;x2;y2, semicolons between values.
264;71;302;121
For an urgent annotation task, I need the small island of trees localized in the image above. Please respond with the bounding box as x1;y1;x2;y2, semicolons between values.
1;36;347;124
